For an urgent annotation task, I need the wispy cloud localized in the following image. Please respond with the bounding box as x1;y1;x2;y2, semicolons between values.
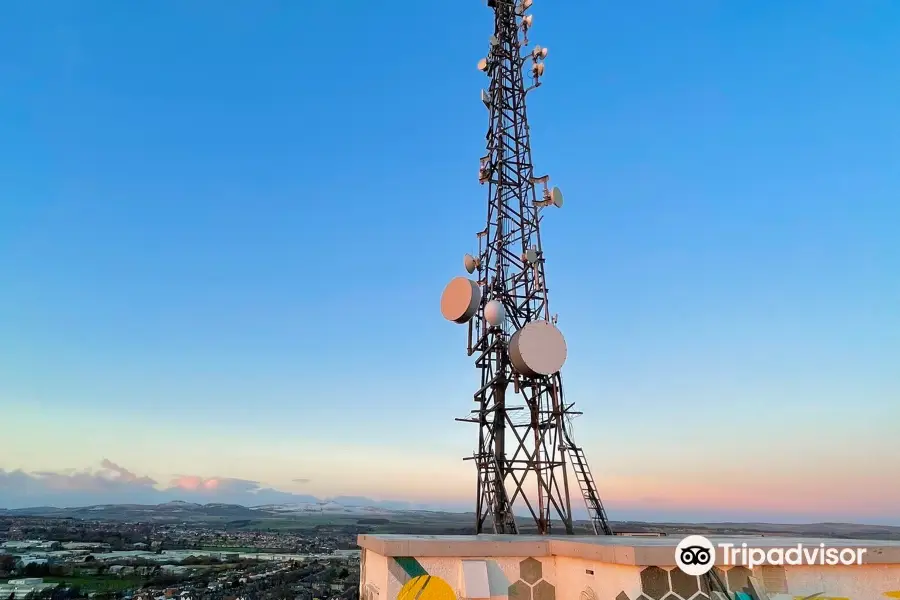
0;461;319;509
100;459;157;486
0;459;158;497
0;461;467;513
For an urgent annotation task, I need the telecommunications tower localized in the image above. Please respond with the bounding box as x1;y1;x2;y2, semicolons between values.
439;0;613;536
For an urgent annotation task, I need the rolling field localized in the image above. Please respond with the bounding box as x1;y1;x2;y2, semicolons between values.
43;576;144;592
240;512;900;540
5;502;898;540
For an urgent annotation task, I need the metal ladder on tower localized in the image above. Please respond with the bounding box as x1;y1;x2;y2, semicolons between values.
566;444;613;535
477;453;519;534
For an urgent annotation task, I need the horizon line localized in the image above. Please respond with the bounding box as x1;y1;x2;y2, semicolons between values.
2;500;898;530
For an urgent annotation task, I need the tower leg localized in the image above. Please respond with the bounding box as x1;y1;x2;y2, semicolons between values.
552;382;575;534
493;378;507;530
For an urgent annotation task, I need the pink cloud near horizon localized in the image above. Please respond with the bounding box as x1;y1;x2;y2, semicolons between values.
171;476;222;491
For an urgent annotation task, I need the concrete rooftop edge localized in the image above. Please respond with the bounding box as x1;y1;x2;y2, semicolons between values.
356;534;900;566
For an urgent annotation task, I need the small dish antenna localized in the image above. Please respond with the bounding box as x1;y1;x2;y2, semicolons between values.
531;175;561;209
550;186;564;208
521;0;534;10
532;45;548;60
463;253;481;274
484;299;506;327
481;89;491;108
477;58;489;72
532;62;545;77
489;35;499;47
522;14;534;29
522;247;538;264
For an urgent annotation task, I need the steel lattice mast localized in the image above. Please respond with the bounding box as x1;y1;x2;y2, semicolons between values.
440;0;613;536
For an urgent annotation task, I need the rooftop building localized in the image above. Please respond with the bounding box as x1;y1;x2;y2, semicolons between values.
0;578;60;599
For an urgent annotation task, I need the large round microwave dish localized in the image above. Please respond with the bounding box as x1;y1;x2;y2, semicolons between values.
440;277;481;324
509;320;567;376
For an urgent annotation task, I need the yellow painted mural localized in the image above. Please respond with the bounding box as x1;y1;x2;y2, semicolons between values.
398;575;456;600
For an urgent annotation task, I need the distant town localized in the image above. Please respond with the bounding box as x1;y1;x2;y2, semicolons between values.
0;514;359;600
3;500;899;600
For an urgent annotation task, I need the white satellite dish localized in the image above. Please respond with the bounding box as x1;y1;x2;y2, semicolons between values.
533;62;545;77
522;0;533;9
477;58;489;72
489;35;499;46
481;89;491;108
441;277;481;324
532;45;543;60
484;300;505;327
509;320;567;376
550;186;563;208
523;14;533;28
522;247;538;264
463;253;481;274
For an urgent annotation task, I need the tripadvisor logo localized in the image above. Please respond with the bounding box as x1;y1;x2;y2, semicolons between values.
675;535;868;575
675;535;715;576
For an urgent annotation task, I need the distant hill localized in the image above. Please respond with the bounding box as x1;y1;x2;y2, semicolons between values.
0;499;451;522
0;501;262;521
2;502;900;540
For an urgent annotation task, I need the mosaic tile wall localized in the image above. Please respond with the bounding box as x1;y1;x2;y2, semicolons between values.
361;547;900;600
617;564;900;600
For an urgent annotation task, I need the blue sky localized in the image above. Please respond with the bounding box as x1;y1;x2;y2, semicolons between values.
1;1;898;524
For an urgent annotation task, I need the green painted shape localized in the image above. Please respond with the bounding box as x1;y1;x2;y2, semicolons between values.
394;557;428;578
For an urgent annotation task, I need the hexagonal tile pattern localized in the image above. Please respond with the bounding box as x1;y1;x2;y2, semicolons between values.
614;593;630;600
670;568;699;598
661;594;681;600
639;566;670;600
698;574;709;594
533;580;555;600
760;565;788;593
710;567;726;588
726;566;751;592
509;579;532;600
507;557;557;600
519;557;543;585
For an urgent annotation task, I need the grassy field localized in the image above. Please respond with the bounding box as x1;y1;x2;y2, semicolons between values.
226;513;900;540
222;512;594;535
42;576;144;592
227;515;366;531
